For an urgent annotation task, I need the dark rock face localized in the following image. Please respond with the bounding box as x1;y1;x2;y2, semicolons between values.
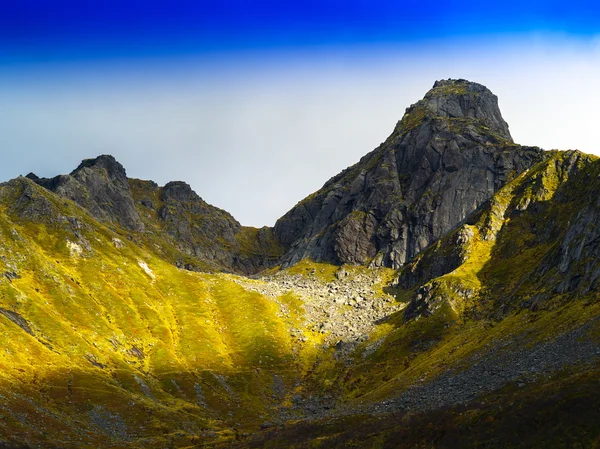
29;156;282;274
274;79;544;268
162;181;200;202
555;200;600;294
156;180;242;266
424;79;512;140
543;157;600;295
129;179;283;274
29;155;144;232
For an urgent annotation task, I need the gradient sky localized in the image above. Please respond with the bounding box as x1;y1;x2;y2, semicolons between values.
2;1;600;226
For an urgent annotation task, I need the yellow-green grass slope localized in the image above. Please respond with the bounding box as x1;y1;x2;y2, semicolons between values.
316;151;600;392
2;148;600;449
0;178;318;448
240;150;600;448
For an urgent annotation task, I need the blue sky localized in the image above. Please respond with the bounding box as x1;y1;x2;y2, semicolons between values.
2;1;600;226
2;1;600;61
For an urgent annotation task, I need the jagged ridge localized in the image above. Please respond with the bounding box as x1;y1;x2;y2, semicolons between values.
28;155;282;274
26;80;544;275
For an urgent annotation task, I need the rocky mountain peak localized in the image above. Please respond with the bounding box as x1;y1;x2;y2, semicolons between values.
409;79;512;141
72;154;127;180
28;154;144;232
274;80;542;268
161;181;201;202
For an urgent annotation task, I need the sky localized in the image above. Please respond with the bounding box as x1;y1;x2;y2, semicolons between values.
2;1;600;227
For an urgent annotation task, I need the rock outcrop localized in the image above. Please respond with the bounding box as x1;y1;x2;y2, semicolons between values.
129;178;282;273
28;155;144;232
396;150;600;320
535;155;600;295
274;79;545;268
27;156;282;274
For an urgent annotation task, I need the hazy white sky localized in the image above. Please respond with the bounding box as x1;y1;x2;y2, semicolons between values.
2;34;600;227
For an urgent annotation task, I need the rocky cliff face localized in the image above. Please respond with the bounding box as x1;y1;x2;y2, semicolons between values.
544;160;600;294
396;149;600;321
29;156;282;274
28;155;144;232
26;80;547;275
128;178;282;273
274;79;545;268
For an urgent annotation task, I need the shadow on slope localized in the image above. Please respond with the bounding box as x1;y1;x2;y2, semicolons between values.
285;150;600;422
228;362;600;449
0;178;324;448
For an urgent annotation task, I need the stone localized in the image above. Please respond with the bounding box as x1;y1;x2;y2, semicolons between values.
29;155;144;231
274;79;544;269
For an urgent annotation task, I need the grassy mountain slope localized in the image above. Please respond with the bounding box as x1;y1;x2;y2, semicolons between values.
2;147;600;448
226;150;600;447
4;78;600;448
0;178;322;448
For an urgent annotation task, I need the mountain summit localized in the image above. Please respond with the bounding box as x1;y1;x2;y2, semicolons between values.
28;155;144;232
418;78;512;140
274;79;543;268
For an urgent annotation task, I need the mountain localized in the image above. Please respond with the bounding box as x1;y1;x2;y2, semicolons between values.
28;155;282;274
274;79;544;268
1;79;599;448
